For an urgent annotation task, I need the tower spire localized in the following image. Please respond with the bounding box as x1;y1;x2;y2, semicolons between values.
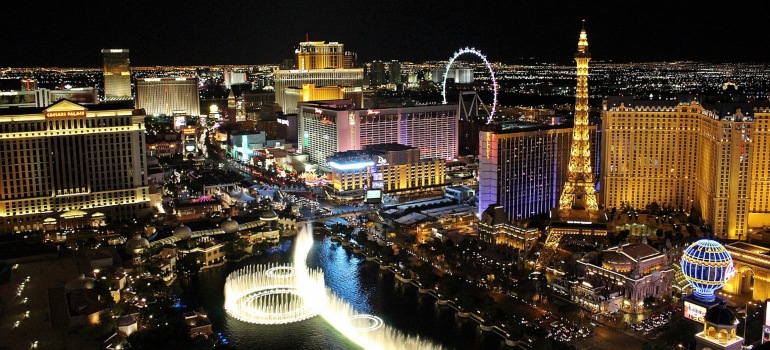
557;23;597;220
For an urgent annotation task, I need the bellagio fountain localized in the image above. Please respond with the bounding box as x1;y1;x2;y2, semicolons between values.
224;223;443;350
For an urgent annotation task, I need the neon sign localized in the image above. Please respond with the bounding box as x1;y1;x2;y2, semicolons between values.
328;161;374;170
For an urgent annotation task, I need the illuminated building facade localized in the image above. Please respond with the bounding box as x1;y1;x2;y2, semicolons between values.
274;69;364;114
477;121;598;222
298;100;458;165
295;41;344;70
327;143;445;197
283;84;363;116
601;97;770;239
101;49;132;100
0;100;150;233
135;77;200;117
478;204;540;253
722;241;770;302
575;241;674;313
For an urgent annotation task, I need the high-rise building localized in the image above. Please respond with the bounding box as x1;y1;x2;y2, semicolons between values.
343;51;357;69
431;67;474;84
274;68;364;114
283;84;364;116
388;61;401;85
478;121;598;222
101;49;132;100
369;61;386;86
135;77;200;117
298;100;458;165
224;70;247;89
601;96;770;239
296;41;344;70
537;22;607;270
0;100;150;233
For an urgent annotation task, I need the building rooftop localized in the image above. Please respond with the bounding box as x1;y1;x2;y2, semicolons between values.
486;120;573;134
727;241;770;255
0;99;136;116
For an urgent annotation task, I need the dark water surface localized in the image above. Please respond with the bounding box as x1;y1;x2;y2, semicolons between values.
182;236;506;350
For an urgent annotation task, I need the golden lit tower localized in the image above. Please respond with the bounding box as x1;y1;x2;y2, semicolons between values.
535;22;606;271
557;21;599;220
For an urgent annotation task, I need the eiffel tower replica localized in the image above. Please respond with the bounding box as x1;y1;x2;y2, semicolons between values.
535;21;607;270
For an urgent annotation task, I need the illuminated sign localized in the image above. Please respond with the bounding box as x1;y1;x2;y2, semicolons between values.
314;108;323;115
277;119;289;126
349;112;356;126
683;301;707;323
365;189;382;204
328;161;374;171
764;325;770;344
376;156;388;166
109;49;124;53
567;221;592;225
366;109;380;115
765;300;770;343
45;110;86;118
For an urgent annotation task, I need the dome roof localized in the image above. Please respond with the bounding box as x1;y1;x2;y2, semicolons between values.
220;218;240;234
705;302;737;326
65;274;96;292
125;234;150;255
681;239;735;301
603;252;633;266
258;209;278;221
173;224;192;239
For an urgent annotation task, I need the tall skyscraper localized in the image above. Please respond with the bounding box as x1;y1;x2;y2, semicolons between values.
388;60;401;85
297;100;458;165
135;77;200;117
0;100;150;233
601;95;770;239
369;61;386;86
478;121;598;223
296;41;344;70
101;49;132;100
537;22;607;270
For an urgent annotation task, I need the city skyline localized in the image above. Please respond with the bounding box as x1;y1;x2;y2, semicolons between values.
2;0;769;68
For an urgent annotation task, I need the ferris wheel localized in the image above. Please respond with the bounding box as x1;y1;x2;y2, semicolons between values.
441;47;498;124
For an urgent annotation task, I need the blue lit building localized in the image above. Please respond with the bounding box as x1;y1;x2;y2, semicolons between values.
478;121;599;222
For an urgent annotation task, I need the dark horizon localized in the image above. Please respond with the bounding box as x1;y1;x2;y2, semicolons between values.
2;0;768;68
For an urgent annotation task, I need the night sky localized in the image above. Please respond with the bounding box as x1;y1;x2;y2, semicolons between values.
2;0;767;67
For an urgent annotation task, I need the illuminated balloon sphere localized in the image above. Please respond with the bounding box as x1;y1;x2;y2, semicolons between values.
681;239;735;302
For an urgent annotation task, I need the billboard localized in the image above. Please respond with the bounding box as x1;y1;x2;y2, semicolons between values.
365;189;382;204
764;300;770;343
684;301;707;324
